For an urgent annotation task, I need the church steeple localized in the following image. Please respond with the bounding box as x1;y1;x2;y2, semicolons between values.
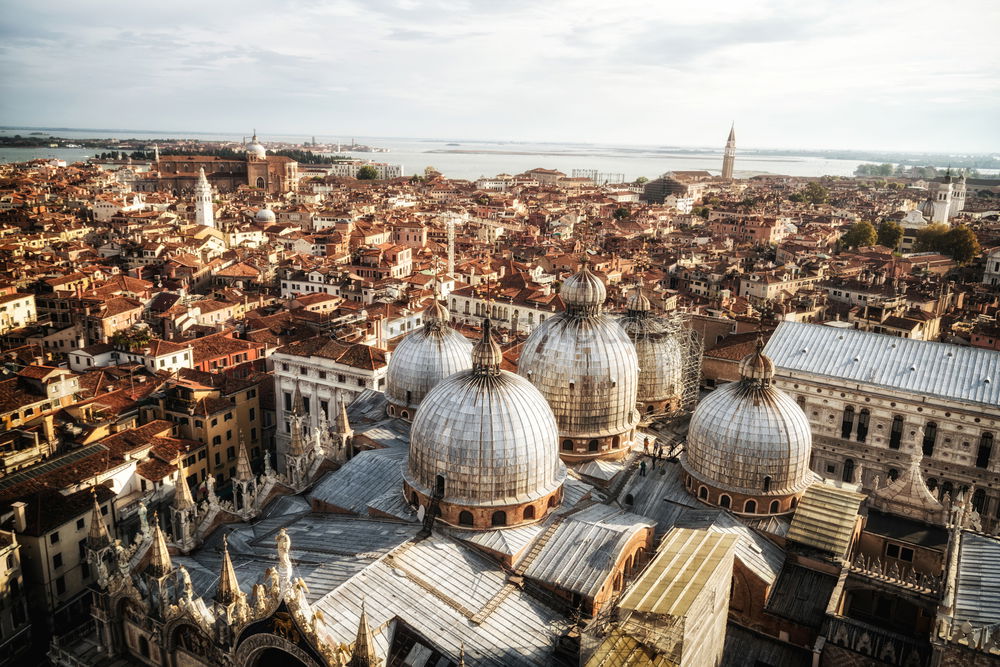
214;534;241;606
194;166;214;228
722;123;736;180
87;489;111;549
349;602;381;667
146;512;173;578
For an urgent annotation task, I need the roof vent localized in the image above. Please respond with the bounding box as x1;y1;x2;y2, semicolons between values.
801;347;808;354
853;356;860;362
890;343;896;349
985;377;992;384
946;351;953;357
910;365;917;371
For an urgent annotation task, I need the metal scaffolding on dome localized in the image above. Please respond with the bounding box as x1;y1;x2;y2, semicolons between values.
648;309;703;423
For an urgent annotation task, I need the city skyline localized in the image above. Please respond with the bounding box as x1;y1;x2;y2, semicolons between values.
2;0;998;153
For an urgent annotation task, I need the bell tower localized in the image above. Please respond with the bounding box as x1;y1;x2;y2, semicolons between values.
721;124;736;180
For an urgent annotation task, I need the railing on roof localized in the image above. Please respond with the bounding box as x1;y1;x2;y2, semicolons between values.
937;616;1000;656
823;614;931;666
848;554;943;596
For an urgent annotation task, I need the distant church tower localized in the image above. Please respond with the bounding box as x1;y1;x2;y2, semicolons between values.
194;167;214;228
721;124;736;180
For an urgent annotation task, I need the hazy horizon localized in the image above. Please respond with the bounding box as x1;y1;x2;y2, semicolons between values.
2;1;998;154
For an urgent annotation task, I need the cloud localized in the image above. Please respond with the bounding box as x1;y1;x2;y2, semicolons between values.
0;0;997;151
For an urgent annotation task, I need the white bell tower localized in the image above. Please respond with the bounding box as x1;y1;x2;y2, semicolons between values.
194;167;214;228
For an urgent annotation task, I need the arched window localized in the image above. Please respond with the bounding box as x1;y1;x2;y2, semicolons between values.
435;474;445;497
841;406;856;439
405;390;412;405
410;492;419;507
624;494;634;506
796;395;806;411
889;415;904;449
973;488;987;513
769;500;780;514
138;636;150;658
698;486;708;500
491;510;507;527
561;439;574;451
523;505;536;521
763;476;772;492
255;177;265;189
719;494;731;509
401;410;409;420
588;439;599;452
647;405;655;413
612;435;620;448
923;422;938;456
888;468;899;481
857;409;870;443
547;496;558;508
977;432;994;469
744;499;757;514
790;497;798;509
842;458;856;483
941;481;953;500
926;478;938;492
458;510;474;526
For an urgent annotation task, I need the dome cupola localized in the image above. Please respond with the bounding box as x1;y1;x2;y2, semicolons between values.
619;286;684;418
384;294;472;420
682;335;813;516
245;132;266;161
518;262;640;462
404;319;566;529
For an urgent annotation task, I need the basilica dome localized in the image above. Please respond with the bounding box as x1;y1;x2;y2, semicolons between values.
404;319;565;529
518;263;639;461
682;337;812;514
385;298;472;419
246;133;267;160
255;207;276;223
618;288;684;417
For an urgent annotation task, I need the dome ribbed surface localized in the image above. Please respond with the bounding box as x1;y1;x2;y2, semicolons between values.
385;325;472;411
255;208;276;223
560;266;607;312
684;381;812;495
518;314;640;439
619;313;683;404
405;370;566;507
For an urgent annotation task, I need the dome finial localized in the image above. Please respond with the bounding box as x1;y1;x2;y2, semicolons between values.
739;330;774;386
472;318;502;374
560;258;607;315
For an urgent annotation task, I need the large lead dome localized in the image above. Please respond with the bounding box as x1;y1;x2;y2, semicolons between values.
385;298;472;420
618;287;684;418
404;320;566;529
518;262;640;461
682;337;812;514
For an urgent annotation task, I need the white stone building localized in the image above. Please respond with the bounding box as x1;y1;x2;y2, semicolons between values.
766;321;1000;530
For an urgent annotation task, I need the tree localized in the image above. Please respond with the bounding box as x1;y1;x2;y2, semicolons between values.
613;207;630;220
944;225;980;264
876;220;904;249
841;221;877;248
802;182;828;205
915;224;951;253
356;166;378;180
788;192;805;203
634;176;649;185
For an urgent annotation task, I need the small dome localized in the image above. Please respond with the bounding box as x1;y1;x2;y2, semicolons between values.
626;287;651;313
246;133;266;160
919;198;936;220
683;344;811;496
255;208;276;223
619;306;684;407
405;320;565;509
385;305;472;415
560;262;607;313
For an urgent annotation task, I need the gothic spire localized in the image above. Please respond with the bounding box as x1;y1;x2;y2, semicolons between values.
173;462;195;511
349;602;379;667
214;533;241;605
292;383;305;417
335;393;352;435
87;488;111;548
147;511;173;577
235;432;254;483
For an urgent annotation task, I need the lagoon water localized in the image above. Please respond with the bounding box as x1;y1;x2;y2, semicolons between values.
0;128;866;181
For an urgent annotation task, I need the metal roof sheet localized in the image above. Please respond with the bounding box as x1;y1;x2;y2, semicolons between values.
786;483;864;557
673;510;783;585
308;448;407;514
766;321;1000;407
955;532;1000;626
619;528;736;618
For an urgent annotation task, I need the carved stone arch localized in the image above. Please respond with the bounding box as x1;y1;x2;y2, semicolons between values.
234;632;320;667
166;619;216;665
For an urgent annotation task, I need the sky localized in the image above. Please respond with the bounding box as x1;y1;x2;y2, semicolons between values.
1;0;998;153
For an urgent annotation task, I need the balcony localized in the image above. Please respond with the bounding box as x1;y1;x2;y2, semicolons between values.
848;554;943;597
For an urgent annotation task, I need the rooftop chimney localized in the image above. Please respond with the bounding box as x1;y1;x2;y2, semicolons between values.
11;502;27;533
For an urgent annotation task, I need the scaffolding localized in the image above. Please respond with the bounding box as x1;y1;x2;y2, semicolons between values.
630;309;703;425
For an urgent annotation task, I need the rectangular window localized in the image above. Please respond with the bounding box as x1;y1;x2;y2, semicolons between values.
215;453;221;465
224;412;233;421
226;430;233;441
249;408;256;421
56;577;66;595
227;446;236;461
284;392;292;411
76;518;85;530
50;532;60;544
199;450;207;460
53;553;63;569
101;505;108;516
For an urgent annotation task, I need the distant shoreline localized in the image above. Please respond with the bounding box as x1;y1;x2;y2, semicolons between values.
426;148;803;163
